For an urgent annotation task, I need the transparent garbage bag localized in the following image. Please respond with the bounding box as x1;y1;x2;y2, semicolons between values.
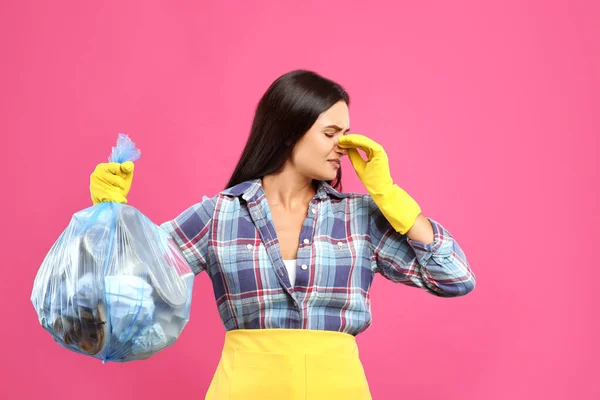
31;134;194;362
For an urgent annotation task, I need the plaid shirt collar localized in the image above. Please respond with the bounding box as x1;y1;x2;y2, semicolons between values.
219;178;350;201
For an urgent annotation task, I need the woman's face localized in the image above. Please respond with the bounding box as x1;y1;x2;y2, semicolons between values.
289;101;350;182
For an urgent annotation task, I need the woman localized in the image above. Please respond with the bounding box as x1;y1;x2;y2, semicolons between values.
90;70;476;399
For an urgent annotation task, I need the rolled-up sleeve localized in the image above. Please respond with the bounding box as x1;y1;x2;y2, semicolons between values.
367;196;476;297
160;195;216;275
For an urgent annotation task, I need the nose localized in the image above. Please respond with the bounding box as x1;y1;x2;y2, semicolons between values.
335;144;348;156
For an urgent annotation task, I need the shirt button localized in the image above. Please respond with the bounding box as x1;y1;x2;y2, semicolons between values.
337;242;344;248
246;244;253;250
293;301;298;307
311;208;316;214
301;264;308;270
303;239;310;245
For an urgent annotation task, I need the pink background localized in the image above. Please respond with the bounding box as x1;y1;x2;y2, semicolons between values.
1;1;598;399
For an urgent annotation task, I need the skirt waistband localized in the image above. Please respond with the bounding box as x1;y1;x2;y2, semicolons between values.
222;328;358;356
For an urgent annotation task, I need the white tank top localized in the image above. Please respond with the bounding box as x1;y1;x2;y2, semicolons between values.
282;259;297;286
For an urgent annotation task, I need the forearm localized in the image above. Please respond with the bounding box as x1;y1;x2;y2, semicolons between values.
406;213;434;244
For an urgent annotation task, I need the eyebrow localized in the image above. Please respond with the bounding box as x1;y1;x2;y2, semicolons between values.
323;125;350;133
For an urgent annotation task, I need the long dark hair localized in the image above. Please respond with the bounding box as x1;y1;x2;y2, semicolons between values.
225;70;350;191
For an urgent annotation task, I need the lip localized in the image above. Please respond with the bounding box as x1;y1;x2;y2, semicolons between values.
328;160;340;168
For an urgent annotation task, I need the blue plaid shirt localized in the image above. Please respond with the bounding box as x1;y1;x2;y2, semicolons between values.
160;178;475;335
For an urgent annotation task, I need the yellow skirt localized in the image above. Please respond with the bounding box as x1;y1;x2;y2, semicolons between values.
205;329;372;400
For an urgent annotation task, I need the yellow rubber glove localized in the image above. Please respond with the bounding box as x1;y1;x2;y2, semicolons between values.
89;161;135;205
338;134;421;234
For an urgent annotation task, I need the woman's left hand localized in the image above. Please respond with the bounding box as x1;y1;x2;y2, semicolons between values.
338;134;422;234
337;134;394;195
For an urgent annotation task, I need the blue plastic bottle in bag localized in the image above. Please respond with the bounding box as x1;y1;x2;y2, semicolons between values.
31;134;194;363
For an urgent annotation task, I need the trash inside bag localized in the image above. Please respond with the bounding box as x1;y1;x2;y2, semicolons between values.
31;134;194;363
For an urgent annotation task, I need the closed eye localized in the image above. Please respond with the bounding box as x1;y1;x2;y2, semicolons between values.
323;125;350;137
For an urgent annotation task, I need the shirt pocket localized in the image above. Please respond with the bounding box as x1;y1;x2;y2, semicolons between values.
215;241;269;294
311;238;374;311
214;242;288;329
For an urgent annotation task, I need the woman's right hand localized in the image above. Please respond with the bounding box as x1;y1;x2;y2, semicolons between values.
89;161;135;205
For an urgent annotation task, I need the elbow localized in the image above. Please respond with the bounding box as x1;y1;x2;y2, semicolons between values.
437;254;476;297
430;276;476;298
456;278;476;296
